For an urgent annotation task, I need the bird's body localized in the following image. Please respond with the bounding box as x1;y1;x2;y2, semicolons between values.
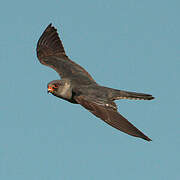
37;24;154;141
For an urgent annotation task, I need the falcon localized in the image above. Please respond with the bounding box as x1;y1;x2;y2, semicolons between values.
36;24;154;141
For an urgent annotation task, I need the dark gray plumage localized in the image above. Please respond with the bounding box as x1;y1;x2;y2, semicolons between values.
36;24;154;141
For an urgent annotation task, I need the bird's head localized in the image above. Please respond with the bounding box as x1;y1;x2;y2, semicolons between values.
47;80;60;94
47;79;72;99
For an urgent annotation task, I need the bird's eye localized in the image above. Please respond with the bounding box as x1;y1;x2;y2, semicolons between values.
52;84;58;89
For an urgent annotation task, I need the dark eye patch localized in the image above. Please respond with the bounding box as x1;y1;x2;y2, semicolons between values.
52;84;58;88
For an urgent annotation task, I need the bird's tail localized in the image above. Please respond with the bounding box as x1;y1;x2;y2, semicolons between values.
110;89;154;101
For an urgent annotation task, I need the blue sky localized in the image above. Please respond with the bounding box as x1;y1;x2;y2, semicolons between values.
0;0;179;179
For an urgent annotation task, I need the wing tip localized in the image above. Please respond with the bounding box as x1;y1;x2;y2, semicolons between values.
142;136;152;142
37;23;67;60
44;23;55;33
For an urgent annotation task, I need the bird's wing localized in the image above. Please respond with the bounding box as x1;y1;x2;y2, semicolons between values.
36;24;95;82
75;95;151;141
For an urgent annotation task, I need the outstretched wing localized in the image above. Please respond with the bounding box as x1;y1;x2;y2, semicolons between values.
75;95;151;141
36;24;95;82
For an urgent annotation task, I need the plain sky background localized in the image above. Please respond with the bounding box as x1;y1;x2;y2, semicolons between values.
0;0;179;179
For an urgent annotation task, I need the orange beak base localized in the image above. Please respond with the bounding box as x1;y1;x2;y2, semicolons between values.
47;86;54;93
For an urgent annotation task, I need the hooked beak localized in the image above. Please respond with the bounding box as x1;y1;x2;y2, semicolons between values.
47;87;53;94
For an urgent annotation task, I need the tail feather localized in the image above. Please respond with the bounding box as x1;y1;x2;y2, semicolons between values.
111;89;154;100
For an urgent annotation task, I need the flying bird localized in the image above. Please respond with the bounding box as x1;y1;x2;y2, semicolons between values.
36;24;154;141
